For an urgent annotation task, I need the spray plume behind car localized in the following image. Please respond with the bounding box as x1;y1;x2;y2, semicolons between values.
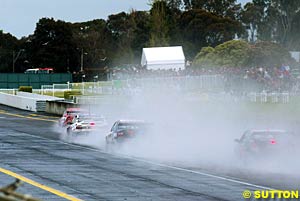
73;75;300;181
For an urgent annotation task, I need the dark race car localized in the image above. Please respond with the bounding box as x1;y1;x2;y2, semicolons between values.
234;129;297;162
105;120;150;144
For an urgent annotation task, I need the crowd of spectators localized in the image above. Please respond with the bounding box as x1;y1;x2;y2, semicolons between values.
109;64;299;92
221;65;296;92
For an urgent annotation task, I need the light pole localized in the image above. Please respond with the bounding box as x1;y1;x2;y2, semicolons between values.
93;75;98;82
93;75;98;92
82;74;86;95
12;49;25;73
79;48;88;72
80;48;83;72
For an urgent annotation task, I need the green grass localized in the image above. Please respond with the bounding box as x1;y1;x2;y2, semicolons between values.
33;91;65;98
34;91;113;98
71;81;114;90
0;90;15;94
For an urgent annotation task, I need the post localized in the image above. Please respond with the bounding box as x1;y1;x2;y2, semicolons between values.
82;74;85;95
80;48;84;72
12;51;15;73
12;49;24;73
93;75;98;93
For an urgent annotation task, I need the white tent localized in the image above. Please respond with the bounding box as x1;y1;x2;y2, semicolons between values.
141;46;185;70
290;51;300;62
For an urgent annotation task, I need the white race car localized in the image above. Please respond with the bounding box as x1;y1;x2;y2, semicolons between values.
64;114;107;141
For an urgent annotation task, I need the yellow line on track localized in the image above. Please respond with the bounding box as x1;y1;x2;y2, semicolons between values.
29;113;58;119
0;167;82;201
0;111;57;122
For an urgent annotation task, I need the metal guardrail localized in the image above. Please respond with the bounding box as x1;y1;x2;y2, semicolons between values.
248;92;290;103
0;89;17;95
74;96;107;105
40;75;225;96
185;91;291;104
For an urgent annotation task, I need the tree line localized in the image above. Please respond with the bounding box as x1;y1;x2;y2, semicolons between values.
0;0;299;73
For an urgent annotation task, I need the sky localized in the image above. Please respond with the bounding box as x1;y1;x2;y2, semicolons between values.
0;0;250;39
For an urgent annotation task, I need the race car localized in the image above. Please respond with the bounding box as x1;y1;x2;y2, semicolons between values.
61;113;107;142
58;108;87;127
105;120;149;144
66;115;95;135
234;129;297;160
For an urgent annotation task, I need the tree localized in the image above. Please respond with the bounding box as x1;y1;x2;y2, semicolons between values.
193;40;250;67
244;0;300;48
166;0;184;10
28;18;77;72
0;31;20;72
183;0;242;19
271;0;300;48
179;9;244;58
255;0;277;42
193;40;294;68
289;11;300;50
193;46;215;67
130;11;151;63
241;2;263;42
106;12;137;65
247;41;293;67
149;0;170;46
72;19;111;70
183;0;192;10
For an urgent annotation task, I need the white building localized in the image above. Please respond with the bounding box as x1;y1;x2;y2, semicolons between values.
141;46;185;70
290;51;300;62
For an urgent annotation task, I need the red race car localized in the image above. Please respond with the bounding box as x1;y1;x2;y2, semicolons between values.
58;108;88;127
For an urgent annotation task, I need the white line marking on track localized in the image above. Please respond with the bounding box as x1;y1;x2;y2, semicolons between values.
12;131;274;190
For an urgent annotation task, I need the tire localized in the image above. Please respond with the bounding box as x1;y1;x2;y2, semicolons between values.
105;143;110;152
105;136;109;144
105;136;116;152
66;128;74;143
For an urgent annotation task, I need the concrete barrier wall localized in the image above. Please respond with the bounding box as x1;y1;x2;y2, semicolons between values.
46;101;80;115
17;91;64;101
0;92;65;112
0;92;37;111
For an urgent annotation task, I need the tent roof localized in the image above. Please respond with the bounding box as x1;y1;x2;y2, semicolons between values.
141;46;185;66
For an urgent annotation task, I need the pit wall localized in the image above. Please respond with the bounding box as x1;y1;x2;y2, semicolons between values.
16;91;63;100
45;101;80;115
0;92;37;111
0;92;63;112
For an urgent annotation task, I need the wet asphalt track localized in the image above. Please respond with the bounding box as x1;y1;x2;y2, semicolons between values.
0;104;298;201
